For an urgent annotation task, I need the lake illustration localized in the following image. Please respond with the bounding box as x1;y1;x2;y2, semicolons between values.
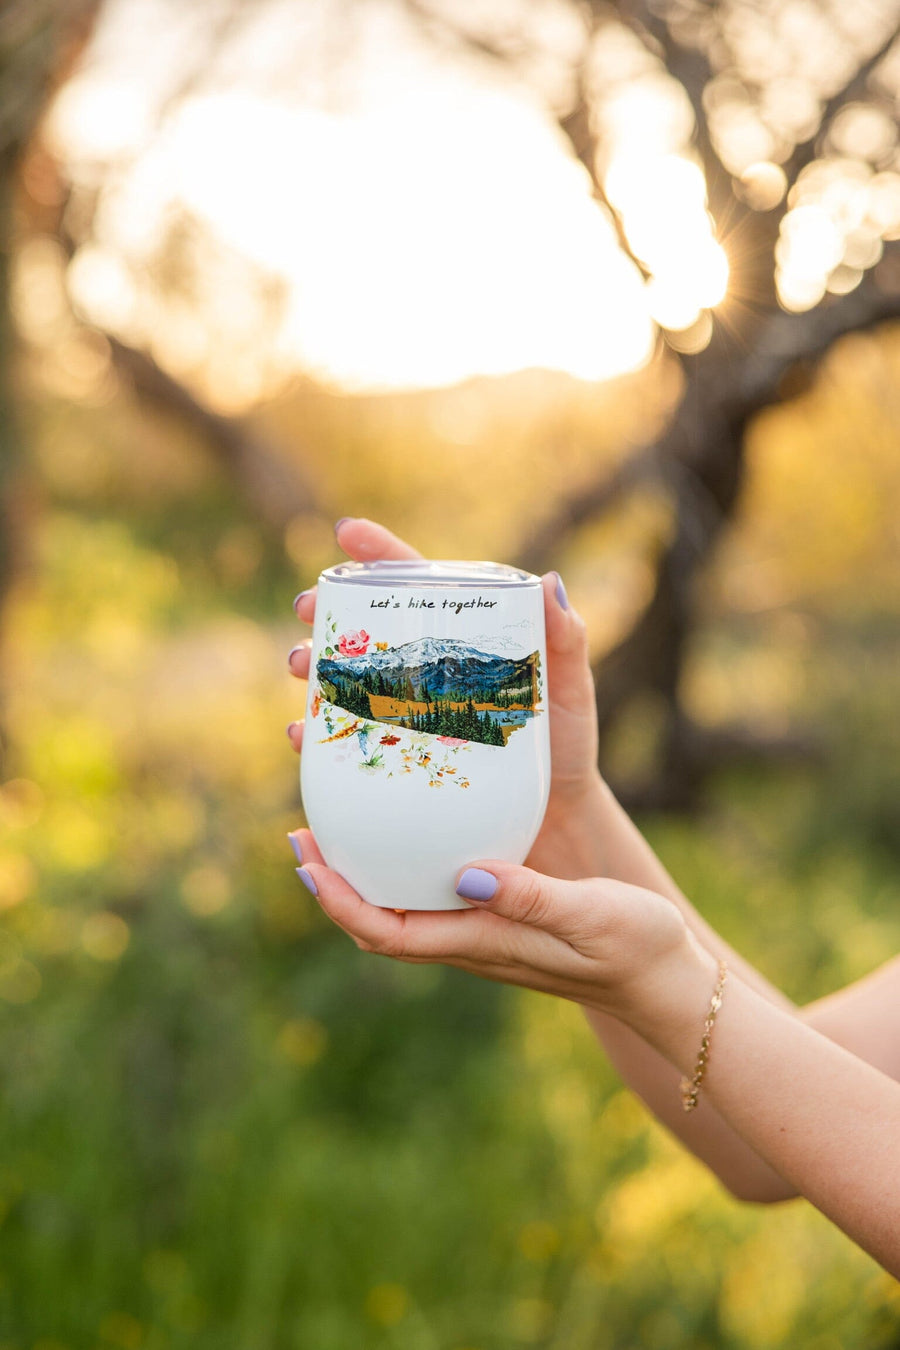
316;634;542;749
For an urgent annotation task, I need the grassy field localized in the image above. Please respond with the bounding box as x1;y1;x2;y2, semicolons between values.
1;343;899;1348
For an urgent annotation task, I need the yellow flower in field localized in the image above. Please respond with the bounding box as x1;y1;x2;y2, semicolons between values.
365;1284;408;1326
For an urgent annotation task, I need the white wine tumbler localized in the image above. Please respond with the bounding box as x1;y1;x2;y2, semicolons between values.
300;560;551;910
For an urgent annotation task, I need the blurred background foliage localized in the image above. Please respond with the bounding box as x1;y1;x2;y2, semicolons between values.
1;0;900;1347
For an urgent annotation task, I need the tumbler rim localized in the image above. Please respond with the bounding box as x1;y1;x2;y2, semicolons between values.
320;559;542;588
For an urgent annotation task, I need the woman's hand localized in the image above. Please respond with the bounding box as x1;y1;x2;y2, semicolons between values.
290;830;704;1027
292;832;900;1280
283;517;815;1210
287;516;605;880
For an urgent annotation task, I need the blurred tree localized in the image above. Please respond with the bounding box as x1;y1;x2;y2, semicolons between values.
6;0;900;805
15;1;321;539
0;0;319;770
0;0;99;747
406;0;900;805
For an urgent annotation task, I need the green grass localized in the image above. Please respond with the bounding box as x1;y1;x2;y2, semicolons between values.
2;370;900;1348
2;668;899;1347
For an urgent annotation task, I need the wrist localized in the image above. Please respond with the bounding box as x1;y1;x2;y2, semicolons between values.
603;931;722;1078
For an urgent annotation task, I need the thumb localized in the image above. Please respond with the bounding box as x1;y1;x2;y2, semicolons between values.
454;860;603;943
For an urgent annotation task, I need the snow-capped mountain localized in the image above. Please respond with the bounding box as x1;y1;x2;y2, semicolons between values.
330;636;499;675
317;635;538;701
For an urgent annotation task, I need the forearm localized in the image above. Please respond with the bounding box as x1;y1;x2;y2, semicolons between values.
544;776;799;1200
582;1005;797;1200
799;956;900;1081
621;939;900;1277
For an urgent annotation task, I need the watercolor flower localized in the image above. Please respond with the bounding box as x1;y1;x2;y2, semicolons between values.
437;736;467;747
375;641;389;651
337;629;370;657
379;733;401;745
311;688;322;718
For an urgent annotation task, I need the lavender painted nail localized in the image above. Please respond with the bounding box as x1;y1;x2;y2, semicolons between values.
287;834;303;864
288;644;308;668
296;867;318;896
456;868;498;902
293;589;313;612
552;571;569;611
334;516;352;535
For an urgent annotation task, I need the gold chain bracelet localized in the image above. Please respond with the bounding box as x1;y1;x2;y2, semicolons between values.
680;959;728;1112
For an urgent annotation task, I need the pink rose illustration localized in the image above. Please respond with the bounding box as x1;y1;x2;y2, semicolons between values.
437;736;467;747
337;629;370;657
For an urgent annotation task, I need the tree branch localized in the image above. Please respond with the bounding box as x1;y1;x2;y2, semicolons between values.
401;0;653;280
107;337;319;532
0;0;98;157
519;251;900;577
49;163;319;540
782;20;900;188
559;62;653;280
736;264;900;405
401;0;539;68
607;0;735;219
613;720;825;812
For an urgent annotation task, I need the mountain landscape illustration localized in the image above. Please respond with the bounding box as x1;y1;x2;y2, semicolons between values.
319;637;534;697
316;636;541;747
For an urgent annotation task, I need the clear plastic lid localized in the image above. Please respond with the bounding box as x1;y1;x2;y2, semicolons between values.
320;559;541;588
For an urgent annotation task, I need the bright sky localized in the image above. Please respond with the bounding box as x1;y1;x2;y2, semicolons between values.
162;89;655;388
44;0;734;398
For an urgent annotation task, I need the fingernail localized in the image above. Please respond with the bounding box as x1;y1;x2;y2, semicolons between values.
287;834;303;863
334;517;352;535
293;589;313;612
456;867;498;901
286;721;301;739
288;644;307;668
552;571;569;611
296;867;318;896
